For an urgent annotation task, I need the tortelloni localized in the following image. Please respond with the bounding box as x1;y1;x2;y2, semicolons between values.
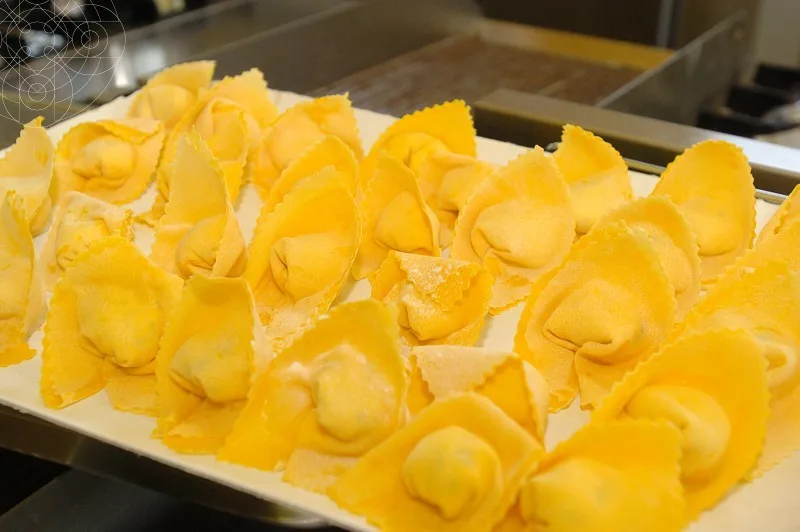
497;419;685;532
758;183;799;244
128;61;215;130
261;135;358;216
41;192;134;289
371;251;493;351
451;147;575;313
253;95;362;194
330;393;543;532
40;237;183;413
0;192;45;366
155;276;270;454
244;167;360;351
727;216;800;274
0;117;54;236
673;263;800;474
218;300;406;493
552;124;632;235
54;118;164;205
150;69;278;222
352;155;440;280
593;196;701;318
150;132;247;280
514;221;677;412
593;328;770;519
408;346;549;440
651;140;756;283
417;152;495;248
359;100;476;190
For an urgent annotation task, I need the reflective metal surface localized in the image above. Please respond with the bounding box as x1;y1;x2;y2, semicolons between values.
599;12;751;124
0;405;324;528
475;88;800;194
0;469;335;532
203;0;481;92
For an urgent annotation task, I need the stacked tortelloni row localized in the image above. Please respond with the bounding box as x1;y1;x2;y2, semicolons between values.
0;58;797;531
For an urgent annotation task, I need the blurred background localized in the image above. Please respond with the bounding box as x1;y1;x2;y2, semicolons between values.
0;0;799;530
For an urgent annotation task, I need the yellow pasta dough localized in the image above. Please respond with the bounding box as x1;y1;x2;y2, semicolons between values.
253;94;362;193
150;69;278;222
371;251;494;351
497;419;684;532
155;276;270;454
408;346;549;440
359;100;476;190
759;183;799;244
352;155;440;280
417;152;495;247
514;221;677;412
451;147;575;313
218;299;406;492
261;135;358;215
0;192;45;366
40;236;183;412
245;167;360;352
0;117;54;236
128;61;215;130
552;124;632;235
151;131;246;279
592;328;769;519
54;117;164;205
41;192;134;289
593;196;701;318
651;140;755;283
330;393;542;532
673;262;800;474
728;217;800;275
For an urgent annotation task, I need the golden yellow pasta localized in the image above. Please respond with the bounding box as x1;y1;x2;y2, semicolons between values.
154;276;270;454
592;328;769;519
40;237;182;413
552;124;632;235
451;147;575;313
128;61;215;130
758;183;799;244
151;131;246;280
359;100;476;190
651;140;755;283
371;251;493;351
417;152;495;248
514;221;676;412
352;155;440;280
253;95;362;193
54;118;164;205
497;419;684;532
0;117;54;236
245;167;360;352
261;135;358;215
0;192;45;367
408;346;549;440
727;217;800;275
592;196;701;318
41;192;134;289
330;393;543;532
218;300;406;492
673;262;800;474
150;69;278;222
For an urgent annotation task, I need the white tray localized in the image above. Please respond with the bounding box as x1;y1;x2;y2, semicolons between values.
0;90;792;532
